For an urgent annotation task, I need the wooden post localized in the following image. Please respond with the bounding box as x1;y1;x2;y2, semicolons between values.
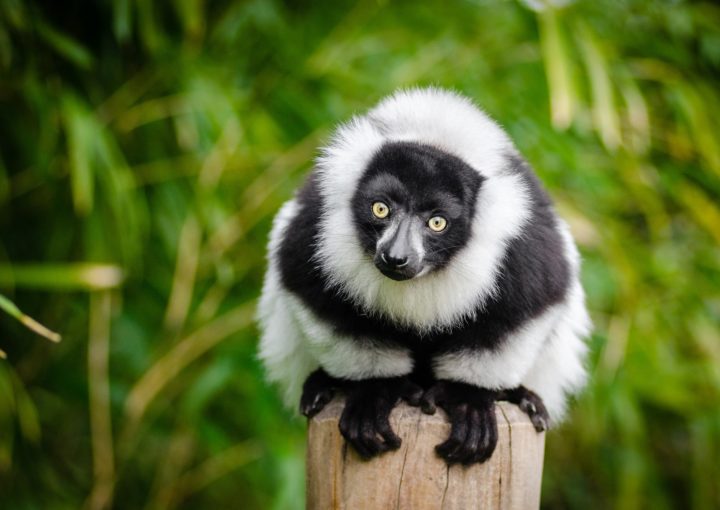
307;399;545;510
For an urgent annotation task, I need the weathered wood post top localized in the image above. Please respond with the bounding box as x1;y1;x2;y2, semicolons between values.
307;399;545;510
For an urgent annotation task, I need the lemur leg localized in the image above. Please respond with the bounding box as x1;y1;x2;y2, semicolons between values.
300;368;339;417
421;381;500;465
497;385;550;432
339;376;423;459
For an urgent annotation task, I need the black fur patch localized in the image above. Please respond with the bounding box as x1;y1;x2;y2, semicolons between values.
277;144;570;386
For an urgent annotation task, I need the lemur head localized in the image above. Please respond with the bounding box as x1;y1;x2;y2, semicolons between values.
351;141;483;281
315;87;531;330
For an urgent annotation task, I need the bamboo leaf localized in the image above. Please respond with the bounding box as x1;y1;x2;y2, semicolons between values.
35;20;93;69
160;440;261;506
538;9;577;129
0;263;125;291
618;75;651;154
0;293;61;343
576;22;622;150
163;215;202;332
675;181;720;244
113;0;132;42
61;94;96;216
675;83;720;178
175;0;205;39
87;291;115;510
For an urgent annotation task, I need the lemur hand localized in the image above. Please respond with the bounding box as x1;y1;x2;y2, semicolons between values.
300;368;339;417
498;385;550;432
421;380;499;465
339;376;423;459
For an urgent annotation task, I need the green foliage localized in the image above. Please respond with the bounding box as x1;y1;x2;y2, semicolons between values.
1;0;719;508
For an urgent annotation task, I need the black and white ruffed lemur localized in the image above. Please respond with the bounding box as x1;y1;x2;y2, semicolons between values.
258;88;591;465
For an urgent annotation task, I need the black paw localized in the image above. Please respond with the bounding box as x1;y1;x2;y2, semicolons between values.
339;376;423;459
300;368;338;417
421;381;499;465
500;386;550;432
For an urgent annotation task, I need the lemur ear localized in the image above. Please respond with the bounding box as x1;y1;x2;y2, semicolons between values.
463;169;485;202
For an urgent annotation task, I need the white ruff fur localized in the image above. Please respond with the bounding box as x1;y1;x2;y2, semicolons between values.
315;87;531;332
258;88;591;418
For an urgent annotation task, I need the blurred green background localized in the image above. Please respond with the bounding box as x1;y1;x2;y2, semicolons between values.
1;0;719;508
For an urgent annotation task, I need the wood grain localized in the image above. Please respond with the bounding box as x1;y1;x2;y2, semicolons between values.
307;399;545;510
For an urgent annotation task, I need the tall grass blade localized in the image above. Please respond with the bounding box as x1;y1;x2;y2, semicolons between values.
123;302;255;435
0;264;124;291
86;291;115;510
538;9;576;129
0;293;61;343
576;22;621;149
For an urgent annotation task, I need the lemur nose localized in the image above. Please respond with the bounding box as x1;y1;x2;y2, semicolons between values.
381;252;409;268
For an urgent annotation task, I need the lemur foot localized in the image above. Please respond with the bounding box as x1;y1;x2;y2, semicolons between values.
499;385;550;432
339;376;423;459
300;368;338;418
421;381;499;465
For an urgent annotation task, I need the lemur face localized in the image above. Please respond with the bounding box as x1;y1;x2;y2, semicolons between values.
351;141;484;281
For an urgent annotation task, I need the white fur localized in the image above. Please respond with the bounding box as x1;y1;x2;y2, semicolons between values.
522;280;590;422
257;200;319;407
432;303;564;390
521;219;591;421
315;87;531;332
288;294;413;380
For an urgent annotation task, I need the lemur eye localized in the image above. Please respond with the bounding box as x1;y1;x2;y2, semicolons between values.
372;202;390;219
428;216;447;232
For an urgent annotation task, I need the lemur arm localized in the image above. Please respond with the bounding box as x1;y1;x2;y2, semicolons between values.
422;308;559;464
291;299;423;458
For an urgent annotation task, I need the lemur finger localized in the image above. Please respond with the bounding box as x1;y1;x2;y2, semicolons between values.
344;425;374;458
458;408;482;465
339;405;371;458
436;405;469;463
401;380;424;407
374;409;402;450
300;389;334;417
523;399;549;432
469;407;498;464
348;437;374;459
447;406;483;464
420;382;447;415
520;392;550;432
358;414;383;457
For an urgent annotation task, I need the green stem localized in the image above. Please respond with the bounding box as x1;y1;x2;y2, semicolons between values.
0;293;62;343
